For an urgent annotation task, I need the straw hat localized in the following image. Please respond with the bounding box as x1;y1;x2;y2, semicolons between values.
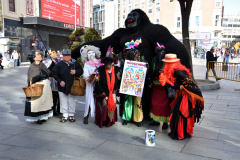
162;54;180;63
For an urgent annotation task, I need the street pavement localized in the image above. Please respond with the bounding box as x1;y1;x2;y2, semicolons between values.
0;58;240;160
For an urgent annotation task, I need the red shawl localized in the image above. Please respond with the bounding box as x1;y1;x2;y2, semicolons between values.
105;66;115;112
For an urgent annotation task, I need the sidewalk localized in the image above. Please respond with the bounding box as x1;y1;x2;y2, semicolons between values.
0;58;239;160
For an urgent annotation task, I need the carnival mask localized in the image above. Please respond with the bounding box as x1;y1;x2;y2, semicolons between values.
125;11;139;28
88;51;96;62
155;48;165;62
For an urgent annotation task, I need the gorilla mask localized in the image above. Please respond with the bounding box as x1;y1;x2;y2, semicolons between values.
125;12;139;28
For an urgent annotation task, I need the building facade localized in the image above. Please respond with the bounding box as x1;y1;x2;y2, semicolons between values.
93;0;119;38
119;0;223;51
0;0;83;62
221;16;240;47
80;0;93;28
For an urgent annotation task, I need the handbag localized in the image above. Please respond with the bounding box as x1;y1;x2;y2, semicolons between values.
22;78;44;97
70;63;86;96
168;86;175;98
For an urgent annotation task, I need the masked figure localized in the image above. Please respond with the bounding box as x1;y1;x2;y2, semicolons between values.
148;43;171;129
82;45;103;124
159;54;204;140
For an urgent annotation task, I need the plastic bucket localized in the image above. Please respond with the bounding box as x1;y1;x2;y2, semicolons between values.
145;130;155;147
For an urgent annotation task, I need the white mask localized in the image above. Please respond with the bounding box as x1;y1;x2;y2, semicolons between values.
87;51;97;62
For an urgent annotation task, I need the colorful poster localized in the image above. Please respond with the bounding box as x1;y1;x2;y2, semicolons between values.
26;0;33;16
41;0;80;26
120;60;147;97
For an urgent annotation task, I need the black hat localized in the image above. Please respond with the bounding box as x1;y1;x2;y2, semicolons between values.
101;45;116;63
62;50;71;55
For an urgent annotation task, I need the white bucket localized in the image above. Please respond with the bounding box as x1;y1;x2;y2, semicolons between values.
145;130;155;147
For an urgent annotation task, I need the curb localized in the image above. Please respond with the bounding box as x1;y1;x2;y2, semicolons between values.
196;79;220;91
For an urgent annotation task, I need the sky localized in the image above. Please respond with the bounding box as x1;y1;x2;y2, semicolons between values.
93;0;240;16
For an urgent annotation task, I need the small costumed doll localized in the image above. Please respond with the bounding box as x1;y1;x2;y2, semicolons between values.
120;37;144;127
159;54;204;140
81;45;103;124
148;43;171;129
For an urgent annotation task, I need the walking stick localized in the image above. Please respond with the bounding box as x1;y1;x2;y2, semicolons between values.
33;25;52;60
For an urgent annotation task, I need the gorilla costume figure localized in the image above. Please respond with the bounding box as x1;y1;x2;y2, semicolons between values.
72;9;190;119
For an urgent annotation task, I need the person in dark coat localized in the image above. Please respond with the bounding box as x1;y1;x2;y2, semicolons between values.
206;48;220;81
94;52;120;128
52;50;83;123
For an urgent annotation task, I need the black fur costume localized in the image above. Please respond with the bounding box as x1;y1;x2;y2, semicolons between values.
72;9;190;119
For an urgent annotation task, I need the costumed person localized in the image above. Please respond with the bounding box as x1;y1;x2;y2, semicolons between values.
24;50;53;124
44;49;61;116
159;54;204;140
72;9;191;121
93;49;120;128
52;50;83;123
148;43;171;129
120;37;144;127
81;45;103;124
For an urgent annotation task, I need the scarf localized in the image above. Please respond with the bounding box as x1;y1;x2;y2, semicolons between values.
27;62;50;85
105;66;115;112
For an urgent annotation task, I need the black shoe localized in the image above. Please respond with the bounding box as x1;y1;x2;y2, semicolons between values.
136;122;142;127
83;116;88;124
122;120;128;125
36;120;43;124
53;112;58;116
148;121;160;126
41;120;46;122
162;122;168;129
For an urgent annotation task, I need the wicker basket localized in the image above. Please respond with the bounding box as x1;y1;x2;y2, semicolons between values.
22;78;44;97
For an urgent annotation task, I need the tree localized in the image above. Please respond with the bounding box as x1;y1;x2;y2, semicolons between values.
152;0;194;79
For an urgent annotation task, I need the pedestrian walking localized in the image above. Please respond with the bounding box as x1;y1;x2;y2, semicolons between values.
52;50;83;123
44;49;61;116
200;49;206;63
0;52;3;69
17;52;21;66
224;48;230;63
5;50;11;67
11;50;19;67
24;50;53;124
194;48;198;58
206;48;220;81
197;47;201;58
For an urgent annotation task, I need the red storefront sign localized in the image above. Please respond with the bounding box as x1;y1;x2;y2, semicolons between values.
26;0;33;16
41;0;80;26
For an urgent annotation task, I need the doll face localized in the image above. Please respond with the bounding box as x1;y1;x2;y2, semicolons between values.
88;51;96;61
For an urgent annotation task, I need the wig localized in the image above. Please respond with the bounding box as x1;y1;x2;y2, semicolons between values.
81;46;101;63
163;61;191;84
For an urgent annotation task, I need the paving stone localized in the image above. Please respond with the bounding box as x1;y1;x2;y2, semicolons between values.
192;130;219;140
182;144;240;160
18;130;65;141
187;137;240;153
54;134;106;148
130;132;188;152
145;148;213;160
0;125;29;135
38;141;93;158
209;106;240;112
217;128;240;143
0;133;13;141
200;116;240;130
81;140;153;160
46;154;81;160
0;147;55;160
224;111;240;120
0;144;12;152
0;135;50;149
202;109;226;118
193;125;221;133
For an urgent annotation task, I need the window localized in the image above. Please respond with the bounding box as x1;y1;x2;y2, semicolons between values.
215;2;221;8
141;2;145;10
228;24;232;27
214;32;218;37
222;35;227;38
123;15;125;19
123;8;125;14
148;1;152;7
228;35;231;38
177;17;181;28
103;11;105;21
156;0;160;5
195;16;199;27
215;15;219;26
128;6;131;12
222;24;227;27
123;0;125;6
156;19;159;24
156;7;160;12
196;0;200;9
135;4;138;9
129;0;131;4
9;0;15;12
101;5;105;10
148;9;152;13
